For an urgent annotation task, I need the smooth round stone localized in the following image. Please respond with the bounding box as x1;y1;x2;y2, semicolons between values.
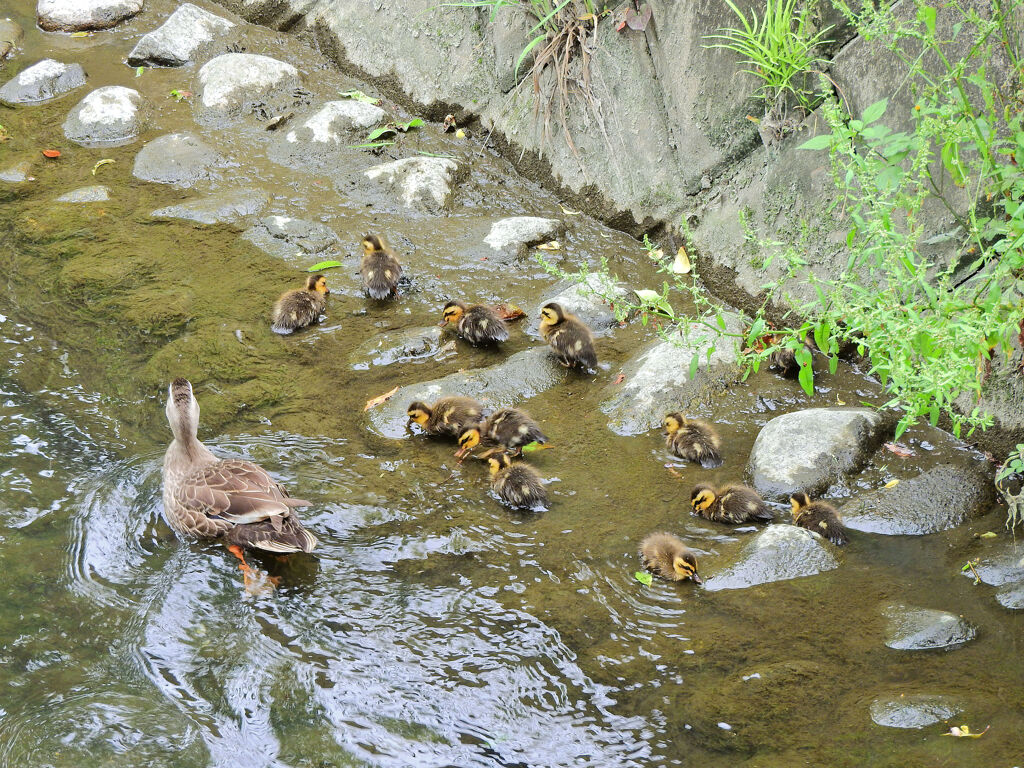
132;132;223;186
883;604;977;651
869;694;961;728
703;525;839;591
197;53;301;124
37;0;143;32
363;156;460;214
63;86;142;146
0;59;86;105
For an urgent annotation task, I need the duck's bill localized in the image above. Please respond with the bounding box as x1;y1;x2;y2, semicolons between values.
690;573;703;585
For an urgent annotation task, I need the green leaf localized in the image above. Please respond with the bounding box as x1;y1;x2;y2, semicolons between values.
520;441;548;453
306;260;344;272
338;89;381;105
515;33;547;77
135;65;145;77
828;355;838;375
688;354;700;380
798;134;831;151
797;363;814;397
917;4;937;35
634;570;653;586
747;317;765;345
862;98;887;125
365;126;398;143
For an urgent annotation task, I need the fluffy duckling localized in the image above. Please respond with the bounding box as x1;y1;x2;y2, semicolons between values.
270;274;329;334
690;483;773;524
539;302;597;370
440;300;510;345
639;532;702;584
406;396;484;439
790;492;849;546
663;412;723;468
768;335;812;378
458;407;547;457
360;234;402;300
488;452;548;510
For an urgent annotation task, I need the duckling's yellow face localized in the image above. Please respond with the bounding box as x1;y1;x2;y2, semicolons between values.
691;488;717;514
441;303;464;326
539;304;562;326
458;428;480;451
313;276;329;295
407;405;431;426
362;235;383;255
672;554;701;584
487;453;511;477
789;493;810;521
663;414;683;435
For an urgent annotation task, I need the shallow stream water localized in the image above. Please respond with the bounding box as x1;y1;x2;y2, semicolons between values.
1;2;1022;766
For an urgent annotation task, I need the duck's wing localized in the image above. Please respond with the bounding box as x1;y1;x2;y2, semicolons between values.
174;459;311;526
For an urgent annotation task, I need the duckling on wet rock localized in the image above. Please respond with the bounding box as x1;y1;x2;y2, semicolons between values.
162;378;318;589
790;492;849;546
271;273;329;334
539;302;596;370
488;452;548;510
457;407;547;457
439;299;510;345
639;532;702;584
662;412;723;468
406;396;484;439
360;233;402;300
690;483;773;525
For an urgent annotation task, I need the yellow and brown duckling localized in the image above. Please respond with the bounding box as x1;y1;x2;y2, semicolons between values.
360;234;402;300
270;274;329;334
790;492;849;546
487;452;548;510
663;412;723;468
458;407;547;457
440;300;510;345
539;302;597;370
406;396;484;439
690;483;773;524
639;532;702;584
768;335;812;378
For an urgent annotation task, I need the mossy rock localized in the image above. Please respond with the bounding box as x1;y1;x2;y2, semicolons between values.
113;287;194;339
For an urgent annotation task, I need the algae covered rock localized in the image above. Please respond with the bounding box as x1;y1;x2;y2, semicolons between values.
484;216;564;260
868;694;961;728
38;0;143;32
0;19;23;61
882;603;977;650
363;156;460;214
0;59;85;105
241;215;343;264
842;464;995;535
63;85;142;146
703;524;839;591
127;3;234;67
151;188;269;226
55;185;109;203
197;53;303;125
746;407;891;501
132;132;225;187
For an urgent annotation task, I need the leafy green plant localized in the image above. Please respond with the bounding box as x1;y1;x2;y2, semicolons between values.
704;0;833;108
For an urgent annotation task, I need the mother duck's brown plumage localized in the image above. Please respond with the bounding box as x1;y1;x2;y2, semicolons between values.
161;378;318;554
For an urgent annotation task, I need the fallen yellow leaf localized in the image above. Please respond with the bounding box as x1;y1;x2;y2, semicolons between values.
364;385;399;411
559;204;581;215
536;240;561;251
91;158;114;175
884;479;900;489
673;246;691;274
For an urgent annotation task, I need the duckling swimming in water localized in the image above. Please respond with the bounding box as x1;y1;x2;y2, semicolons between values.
360;234;402;300
662;412;723;468
790;492;849;546
690;483;773;524
270;274;329;334
488;452;548;510
457;407;547;457
406;396;484;439
539;302;597;369
440;300;510;345
639;532;702;583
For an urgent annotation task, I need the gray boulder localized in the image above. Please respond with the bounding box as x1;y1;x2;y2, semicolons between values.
196;53;303;125
127;3;235;67
0;19;24;61
55;185;109;202
997;582;1024;610
883;604;977;651
132;132;224;186
351;326;452;369
842;464;996;535
284;100;385;144
363;156;460;214
599;313;743;436
0;160;33;183
530;272;628;337
0;59;85;105
63;86;142;146
747;408;891;501
869;694;961;728
151;188;269;226
704;525;840;591
241;215;343;264
367;346;567;438
484;216;564;260
967;540;1024;610
37;0;143;32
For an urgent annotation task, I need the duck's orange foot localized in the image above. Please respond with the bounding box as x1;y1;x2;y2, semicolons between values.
239;563;280;596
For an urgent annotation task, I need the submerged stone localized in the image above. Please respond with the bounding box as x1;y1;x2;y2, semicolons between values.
704;525;839;591
996;581;1024;610
284;100;385;144
350;325;449;369
151;188;269;226
599;313;743;436
869;694;961;728
882;604;977;651
37;0;143;32
363;156;460;214
484;216;564;259
0;19;24;61
241;215;343;263
55;185;109;202
197;53;303;125
127;3;234;67
842;464;995;535
747;408;891;501
0;160;33;183
0;58;85;105
132;132;224;186
63;85;142;146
